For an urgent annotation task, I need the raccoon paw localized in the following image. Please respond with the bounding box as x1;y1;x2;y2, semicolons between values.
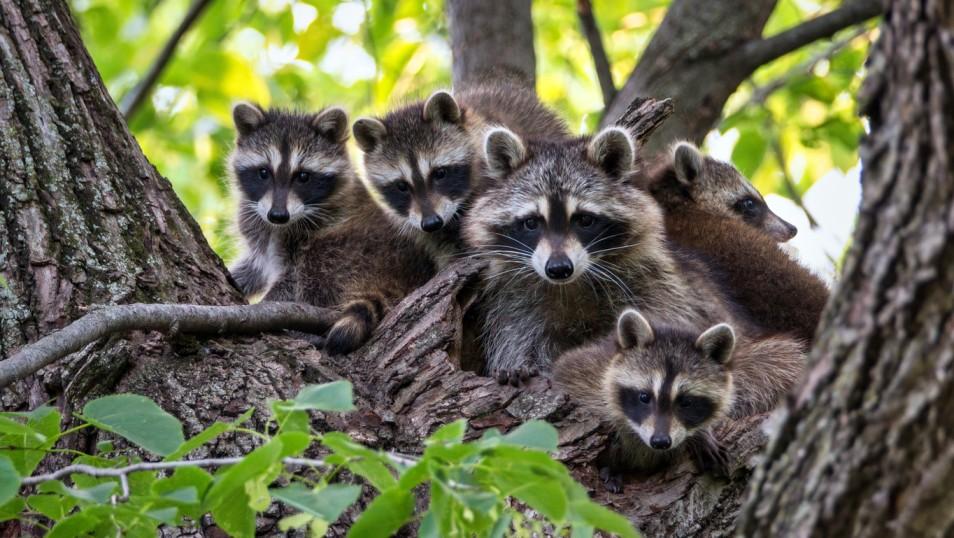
599;466;624;494
493;366;540;387
323;322;367;356
688;433;731;478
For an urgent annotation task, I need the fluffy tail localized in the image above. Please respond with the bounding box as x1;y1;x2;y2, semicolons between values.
323;294;387;355
728;335;807;418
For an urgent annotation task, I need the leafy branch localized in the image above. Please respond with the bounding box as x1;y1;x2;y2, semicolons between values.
0;381;636;537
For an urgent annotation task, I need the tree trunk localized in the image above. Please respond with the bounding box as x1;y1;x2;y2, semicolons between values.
737;1;954;535
446;0;536;89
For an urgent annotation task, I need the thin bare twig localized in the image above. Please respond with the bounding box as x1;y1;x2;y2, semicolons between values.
119;0;215;119
576;0;616;106
0;303;341;389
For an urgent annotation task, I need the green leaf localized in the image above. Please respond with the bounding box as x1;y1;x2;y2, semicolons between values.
347;488;414;538
290;381;355;411
396;460;429;491
349;457;397;491
0;497;24;522
164;421;231;461
27;494;76;520
732;128;768;179
0;456;20;506
39;481;117;504
511;479;567;522
204;439;284;509
426;419;467;445
489;512;513;538
278;512;314;531
46;511;101;538
502;421;558;452
570;500;639;538
0;415;44;440
82;394;184;457
271;483;362;523
210;488;256;538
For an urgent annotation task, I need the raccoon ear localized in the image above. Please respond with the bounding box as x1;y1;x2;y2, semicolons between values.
353;118;387;153
673;141;704;186
484;127;527;179
587;126;635;179
232;102;265;136
695;323;736;365
423;90;462;124
616;309;654;350
312;107;349;143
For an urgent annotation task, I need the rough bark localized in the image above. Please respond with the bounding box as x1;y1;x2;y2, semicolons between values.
601;0;882;155
738;1;954;535
446;0;536;89
0;0;241;411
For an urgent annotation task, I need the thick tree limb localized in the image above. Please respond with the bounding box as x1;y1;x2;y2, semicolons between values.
118;0;213;119
0;303;340;389
576;0;616;106
739;0;881;71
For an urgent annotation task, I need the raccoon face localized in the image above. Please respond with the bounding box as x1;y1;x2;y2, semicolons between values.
354;91;476;235
672;142;798;242
465;126;660;286
608;309;734;451
230;103;351;227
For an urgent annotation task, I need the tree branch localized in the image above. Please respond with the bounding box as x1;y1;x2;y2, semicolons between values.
118;0;214;119
0;303;340;389
576;0;616;106
612;96;674;143
740;0;881;70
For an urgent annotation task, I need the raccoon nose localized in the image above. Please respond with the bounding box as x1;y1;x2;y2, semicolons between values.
784;221;798;240
650;434;672;450
421;214;444;232
545;256;574;280
267;209;290;224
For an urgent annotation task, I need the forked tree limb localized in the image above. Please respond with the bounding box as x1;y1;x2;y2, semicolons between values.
0;303;340;389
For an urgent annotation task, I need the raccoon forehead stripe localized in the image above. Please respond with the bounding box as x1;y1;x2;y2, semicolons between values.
430;145;472;167
231;150;272;170
267;146;282;169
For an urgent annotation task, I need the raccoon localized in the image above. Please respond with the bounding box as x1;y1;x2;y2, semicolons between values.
554;309;805;491
352;81;568;266
264;187;436;355
642;141;798;242
665;207;830;343
227;102;353;298
463;126;739;383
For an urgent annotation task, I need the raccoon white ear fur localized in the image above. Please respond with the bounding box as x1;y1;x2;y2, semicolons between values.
423;90;462;124
353;118;387;153
695;323;736;365
232;102;265;136
587;127;635;179
484;127;527;178
673;141;704;186
616;309;654;350
312;107;349;143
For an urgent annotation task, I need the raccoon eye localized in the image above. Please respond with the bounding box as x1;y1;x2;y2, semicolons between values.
523;217;540;231
638;391;652;404
575;214;595;228
735;197;758;217
432;167;448;181
677;396;694;408
258;168;270;180
295;171;310;183
395;181;410;193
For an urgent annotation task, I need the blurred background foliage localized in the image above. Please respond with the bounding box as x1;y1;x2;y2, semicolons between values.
72;0;872;275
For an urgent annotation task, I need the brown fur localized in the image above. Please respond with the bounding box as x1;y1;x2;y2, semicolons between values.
665;207;830;343
265;187;435;355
